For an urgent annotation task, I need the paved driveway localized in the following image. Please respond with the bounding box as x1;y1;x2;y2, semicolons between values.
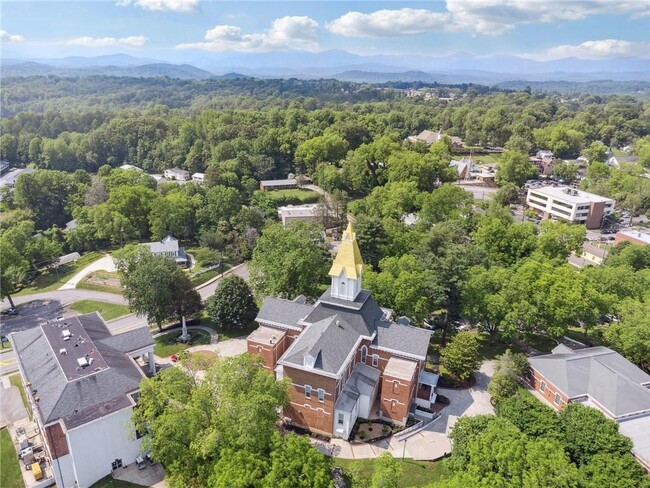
58;254;116;290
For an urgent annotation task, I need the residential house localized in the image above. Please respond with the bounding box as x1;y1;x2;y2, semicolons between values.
526;186;615;229
247;224;436;439
118;164;143;172
529;156;555;176
528;346;650;471
615;230;650;247
163;167;190;181
568;242;608;268
607;155;639;167
192;172;205;184
536;150;554;159
143;235;188;266
407;129;463;148
11;313;155;488
278;204;321;227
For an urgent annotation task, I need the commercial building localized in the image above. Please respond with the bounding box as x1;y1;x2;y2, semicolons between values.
615;230;650;247
11;313;155;488
277;204;321;227
526;186;615;229
247;224;436;439
528;346;650;471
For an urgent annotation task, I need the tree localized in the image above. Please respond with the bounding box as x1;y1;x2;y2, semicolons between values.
84;175;108;206
523;438;580;488
578;452;650;488
488;350;529;406
106;185;159;239
496;391;561;439
115;247;201;331
294;132;349;173
603;299;650;369
418;184;474;224
250;222;329;300
496;150;537;187
473;217;538;267
206;276;258;329
552;161;579;182
558;403;633;466
462;265;513;339
352;214;388;269
536;220;585;260
446;415;495;471
132;354;291;488
263;432;333;488
440;332;480;381
606;242;650;271
586;141;608;164
371;452;402;488
0;242;29;308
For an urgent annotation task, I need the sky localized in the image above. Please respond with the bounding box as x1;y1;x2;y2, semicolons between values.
1;0;649;61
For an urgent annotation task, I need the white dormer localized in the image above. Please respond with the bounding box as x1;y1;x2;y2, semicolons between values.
304;353;316;368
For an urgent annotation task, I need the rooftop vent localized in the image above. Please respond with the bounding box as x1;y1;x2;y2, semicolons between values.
59;348;67;355
62;329;72;341
77;357;89;367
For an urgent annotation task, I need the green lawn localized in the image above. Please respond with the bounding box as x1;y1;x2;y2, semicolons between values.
0;428;24;488
199;312;257;341
15;252;102;296
263;188;320;204
89;475;144;488
69;300;130;321
334;458;449;487
154;329;211;357
76;271;123;294
0;341;13;352
9;374;31;420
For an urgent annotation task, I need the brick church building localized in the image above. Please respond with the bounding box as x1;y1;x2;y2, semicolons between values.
247;224;436;439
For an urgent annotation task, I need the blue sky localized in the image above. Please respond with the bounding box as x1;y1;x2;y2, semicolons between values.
2;1;649;60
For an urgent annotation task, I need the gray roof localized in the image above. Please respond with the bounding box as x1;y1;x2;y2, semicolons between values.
260;178;297;187
530;346;650;417
279;288;432;374
11;313;150;428
335;363;381;413
256;297;315;329
145;235;179;254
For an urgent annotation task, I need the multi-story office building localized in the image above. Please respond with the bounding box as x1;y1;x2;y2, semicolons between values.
526;186;615;229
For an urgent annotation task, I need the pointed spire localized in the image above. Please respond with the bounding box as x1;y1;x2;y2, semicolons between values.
329;222;364;280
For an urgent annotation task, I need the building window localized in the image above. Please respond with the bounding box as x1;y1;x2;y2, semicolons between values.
392;382;399;394
361;346;367;363
317;389;325;403
554;393;561;405
391;400;397;412
304;385;312;399
338;413;344;425
372;355;379;367
540;381;546;392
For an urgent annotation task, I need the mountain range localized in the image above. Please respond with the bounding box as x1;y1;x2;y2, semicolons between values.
2;51;648;86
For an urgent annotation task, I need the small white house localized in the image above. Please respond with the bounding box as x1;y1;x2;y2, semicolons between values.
277;204;321;227
163;167;190;181
143;235;188;266
536;150;554;160
192;172;205;184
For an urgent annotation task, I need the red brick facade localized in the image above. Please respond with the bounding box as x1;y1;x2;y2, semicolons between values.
380;372;417;424
527;369;569;410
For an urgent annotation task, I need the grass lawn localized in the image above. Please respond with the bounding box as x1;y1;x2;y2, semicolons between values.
15;252;102;296
263;188;320;204
334;458;449;487
154;329;211;357
199;313;257;340
0;428;24;488
0;341;13;352
89;475;144;488
77;271;122;294
9;373;31;420
69;300;130;321
474;332;523;360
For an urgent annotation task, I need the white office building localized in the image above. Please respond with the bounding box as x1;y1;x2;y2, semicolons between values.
526;186;615;229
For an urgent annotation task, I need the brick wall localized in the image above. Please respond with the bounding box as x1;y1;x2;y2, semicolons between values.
585;201;605;229
528;369;569;410
379;371;416;425
45;422;70;459
282;365;337;436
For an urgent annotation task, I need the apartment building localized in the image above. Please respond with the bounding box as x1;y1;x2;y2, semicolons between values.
247;224;436;439
526;186;615;229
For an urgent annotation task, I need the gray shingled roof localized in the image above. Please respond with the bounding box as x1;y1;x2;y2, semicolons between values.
374;321;432;359
11;313;149;427
530;346;650;417
256;297;315;328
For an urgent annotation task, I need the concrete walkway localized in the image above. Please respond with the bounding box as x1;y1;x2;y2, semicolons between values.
152;326;247;365
315;361;495;461
58;254;116;290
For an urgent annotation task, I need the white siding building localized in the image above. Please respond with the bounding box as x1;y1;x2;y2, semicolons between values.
526;186;615;229
11;313;155;488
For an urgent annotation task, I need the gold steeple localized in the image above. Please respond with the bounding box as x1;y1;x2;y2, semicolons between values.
328;223;364;279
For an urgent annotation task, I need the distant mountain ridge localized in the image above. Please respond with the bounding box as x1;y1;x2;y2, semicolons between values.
1;62;214;79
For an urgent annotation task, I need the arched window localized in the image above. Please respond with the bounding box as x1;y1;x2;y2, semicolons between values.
361;346;367;363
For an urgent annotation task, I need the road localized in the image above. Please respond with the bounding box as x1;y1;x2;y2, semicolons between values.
0;263;250;374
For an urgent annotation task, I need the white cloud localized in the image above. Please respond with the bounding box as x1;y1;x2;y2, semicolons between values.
117;0;198;13
0;30;25;43
529;39;650;60
65;36;148;48
327;9;450;38
177;16;319;52
327;1;650;37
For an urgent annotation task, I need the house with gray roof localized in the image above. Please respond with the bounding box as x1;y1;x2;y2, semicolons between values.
143;235;188;266
248;224;435;440
11;313;155;488
528;345;650;471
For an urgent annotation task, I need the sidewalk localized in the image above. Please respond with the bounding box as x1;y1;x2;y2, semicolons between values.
58;254;116;290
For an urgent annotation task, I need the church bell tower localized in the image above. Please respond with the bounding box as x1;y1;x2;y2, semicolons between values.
328;223;364;301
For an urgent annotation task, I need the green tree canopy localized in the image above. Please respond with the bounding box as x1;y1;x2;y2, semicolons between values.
206;275;258;329
440;332;480;381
